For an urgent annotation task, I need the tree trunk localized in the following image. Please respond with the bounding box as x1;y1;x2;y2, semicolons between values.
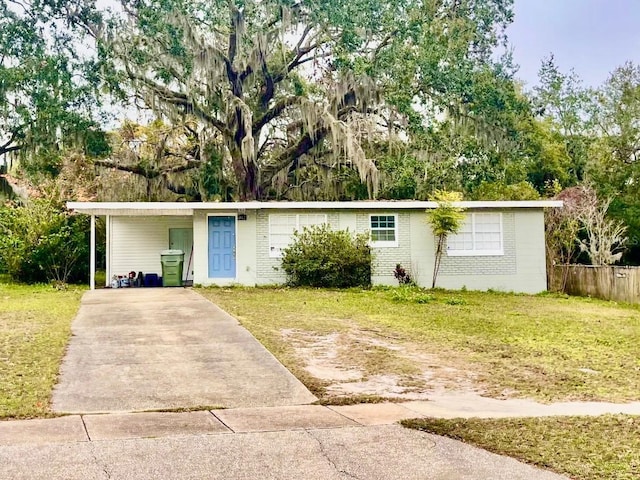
432;235;445;289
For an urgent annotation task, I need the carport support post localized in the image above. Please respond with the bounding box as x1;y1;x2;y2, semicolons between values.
90;214;95;290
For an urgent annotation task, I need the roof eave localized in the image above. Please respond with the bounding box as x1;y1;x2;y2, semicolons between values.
66;200;563;215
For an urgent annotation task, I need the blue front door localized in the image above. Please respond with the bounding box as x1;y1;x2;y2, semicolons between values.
208;216;236;278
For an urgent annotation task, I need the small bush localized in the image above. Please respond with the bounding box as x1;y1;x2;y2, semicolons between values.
390;285;435;304
0;199;89;284
444;297;467;306
393;264;413;285
281;224;372;288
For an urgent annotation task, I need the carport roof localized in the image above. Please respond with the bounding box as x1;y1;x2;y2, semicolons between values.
67;200;562;216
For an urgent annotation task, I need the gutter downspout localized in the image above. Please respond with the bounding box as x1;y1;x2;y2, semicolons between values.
105;215;110;287
90;215;95;290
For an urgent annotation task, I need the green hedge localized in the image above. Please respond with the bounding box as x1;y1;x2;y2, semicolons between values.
0;199;89;284
281;224;372;288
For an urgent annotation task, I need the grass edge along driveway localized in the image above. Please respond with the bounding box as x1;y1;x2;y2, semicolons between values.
402;415;640;480
0;283;83;419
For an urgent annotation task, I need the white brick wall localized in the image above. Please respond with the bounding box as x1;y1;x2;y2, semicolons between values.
439;212;517;276
256;209;408;285
255;210;340;284
111;207;547;293
356;212;412;285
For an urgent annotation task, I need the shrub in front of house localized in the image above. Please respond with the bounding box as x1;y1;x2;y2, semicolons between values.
0;199;89;284
281;224;372;288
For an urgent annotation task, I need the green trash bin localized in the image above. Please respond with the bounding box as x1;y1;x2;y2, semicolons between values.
160;249;184;287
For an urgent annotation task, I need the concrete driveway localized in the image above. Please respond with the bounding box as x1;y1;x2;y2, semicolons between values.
52;288;316;413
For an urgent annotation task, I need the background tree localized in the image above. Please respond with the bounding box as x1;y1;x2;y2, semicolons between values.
94;120;209;201
546;185;627;290
469;180;539;200
0;198;89;284
0;1;106;174
530;56;593;187
545;186;589;290
426;190;465;288
38;0;518;201
585;63;640;262
373;70;538;201
576;187;627;266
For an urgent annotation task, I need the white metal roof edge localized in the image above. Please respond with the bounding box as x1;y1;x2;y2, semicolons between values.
66;200;563;214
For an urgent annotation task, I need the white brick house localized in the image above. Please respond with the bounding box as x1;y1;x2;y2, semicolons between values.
67;200;561;293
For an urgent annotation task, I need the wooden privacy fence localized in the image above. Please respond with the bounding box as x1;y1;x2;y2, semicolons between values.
553;265;640;303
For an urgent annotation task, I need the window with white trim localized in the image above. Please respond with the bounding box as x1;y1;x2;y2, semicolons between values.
269;213;327;257
369;214;398;247
447;213;503;256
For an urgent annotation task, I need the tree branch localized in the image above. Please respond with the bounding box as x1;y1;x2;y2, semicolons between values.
264;86;369;181
295;25;313;53
272;35;327;84
125;66;229;135
225;3;243;97
275;125;330;172
0;144;21;157
94;158;201;178
0;129;22;157
371;34;394;61
253;96;299;135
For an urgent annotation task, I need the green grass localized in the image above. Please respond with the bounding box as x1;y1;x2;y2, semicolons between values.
198;286;640;402
0;282;83;419
402;416;640;480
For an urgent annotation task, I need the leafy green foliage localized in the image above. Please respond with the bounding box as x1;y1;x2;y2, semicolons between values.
281;225;372;288
0;199;89;284
93;120;204;201
529;56;594;189
390;285;434;304
426;191;466;288
427;191;466;236
471;180;540;200
585;63;640;263
0;2;104;169
23;0;521;200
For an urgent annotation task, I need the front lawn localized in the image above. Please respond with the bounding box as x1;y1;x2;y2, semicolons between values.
198;286;640;403
0;283;83;419
402;416;640;480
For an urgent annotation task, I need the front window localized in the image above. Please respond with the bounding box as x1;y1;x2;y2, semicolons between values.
370;214;398;247
447;213;503;256
269;213;327;257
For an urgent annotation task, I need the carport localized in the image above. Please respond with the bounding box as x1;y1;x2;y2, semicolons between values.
68;202;198;290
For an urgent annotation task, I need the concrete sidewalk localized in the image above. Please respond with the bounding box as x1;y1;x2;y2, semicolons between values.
52;289;316;413
3;399;640;447
5;396;640;479
0;404;569;480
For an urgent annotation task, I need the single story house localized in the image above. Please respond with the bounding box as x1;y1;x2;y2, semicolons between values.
67;200;562;293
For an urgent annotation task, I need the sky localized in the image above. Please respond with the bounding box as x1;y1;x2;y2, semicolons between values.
507;0;640;88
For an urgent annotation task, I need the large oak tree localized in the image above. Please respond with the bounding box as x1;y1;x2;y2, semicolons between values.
0;1;103;173
47;0;514;200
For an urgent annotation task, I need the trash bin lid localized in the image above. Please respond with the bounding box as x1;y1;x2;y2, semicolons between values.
161;249;184;255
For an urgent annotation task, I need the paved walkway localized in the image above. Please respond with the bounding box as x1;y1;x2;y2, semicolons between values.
4;398;639;479
4;400;640;447
0;404;569;480
52;289;316;413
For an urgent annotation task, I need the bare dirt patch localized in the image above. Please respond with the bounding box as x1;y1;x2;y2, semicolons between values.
281;327;481;401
